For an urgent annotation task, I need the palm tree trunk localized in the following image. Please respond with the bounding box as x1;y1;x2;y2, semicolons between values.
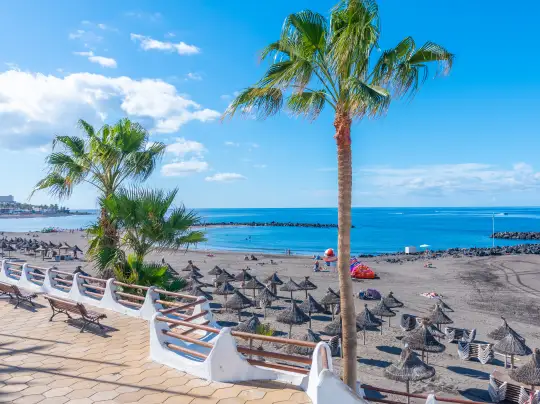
335;113;357;390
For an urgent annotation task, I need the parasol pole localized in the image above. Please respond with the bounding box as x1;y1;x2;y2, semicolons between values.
363;328;366;345
289;323;292;339
406;380;410;404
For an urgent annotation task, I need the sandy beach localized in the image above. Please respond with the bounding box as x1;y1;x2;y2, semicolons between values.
5;229;540;401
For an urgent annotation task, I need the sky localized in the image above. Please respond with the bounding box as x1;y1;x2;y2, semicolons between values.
0;0;539;209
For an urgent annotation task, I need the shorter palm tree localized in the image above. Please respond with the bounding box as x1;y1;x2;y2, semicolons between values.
102;187;206;263
114;254;186;292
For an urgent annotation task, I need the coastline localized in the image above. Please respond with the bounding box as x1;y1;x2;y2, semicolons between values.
0;212;91;220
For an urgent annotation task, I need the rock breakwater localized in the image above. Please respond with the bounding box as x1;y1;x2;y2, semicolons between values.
490;231;540;240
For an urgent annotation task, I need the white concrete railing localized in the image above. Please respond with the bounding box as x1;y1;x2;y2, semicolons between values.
0;259;215;324
150;313;369;404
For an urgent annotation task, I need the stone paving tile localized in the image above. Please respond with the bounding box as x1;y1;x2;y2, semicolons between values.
0;295;311;404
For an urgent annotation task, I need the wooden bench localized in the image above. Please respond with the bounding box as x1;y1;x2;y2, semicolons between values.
0;281;37;308
44;295;107;333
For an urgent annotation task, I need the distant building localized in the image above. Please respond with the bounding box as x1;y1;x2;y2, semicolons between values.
0;195;14;203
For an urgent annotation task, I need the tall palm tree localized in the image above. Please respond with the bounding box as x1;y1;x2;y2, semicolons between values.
32;118;166;275
223;0;453;389
102;187;206;262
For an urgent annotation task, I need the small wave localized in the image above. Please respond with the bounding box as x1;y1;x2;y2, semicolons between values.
389;212;403;215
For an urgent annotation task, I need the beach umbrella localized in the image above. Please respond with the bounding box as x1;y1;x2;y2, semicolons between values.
433;298;453;313
509;348;540;390
488;317;525;341
184;276;212;289
299;294;326;328
286;329;321;356
383;291;404;308
402;319;445;363
188;286;213;301
182;267;204;279
234;313;261;333
256;286;279;317
165;263;181;277
356;304;382;344
323;315;342;336
208;266;222;281
224;290;253;321
4;244;14;258
493;329;531;369
244;276;265;299
265;272;283;294
371;301;396;332
320;287;341;320
182;260;201;272
35;246;46;260
214;281;236;302
234;269;253;292
427;303;453;330
298;276;318;298
280;278;302;302
384;347;435;404
276;301;310;338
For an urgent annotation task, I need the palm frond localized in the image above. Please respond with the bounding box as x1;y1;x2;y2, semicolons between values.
281;10;327;52
409;42;454;74
52;136;87;157
344;78;390;117
287;91;328;120
32;173;75;200
77;119;96;137
223;87;284;120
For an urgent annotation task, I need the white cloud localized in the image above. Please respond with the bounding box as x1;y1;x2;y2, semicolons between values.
74;51;117;68
165;32;176;38
68;29;103;43
224;141;239;147
0;69;220;149
130;34;200;55
253;164;267;169
185;72;202;81
359;163;540;196
161;159;209;177
220;91;240;102
166;138;205;157
205;173;247;182
250;143;260;148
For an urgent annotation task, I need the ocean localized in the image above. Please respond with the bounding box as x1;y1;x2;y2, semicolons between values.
1;207;539;255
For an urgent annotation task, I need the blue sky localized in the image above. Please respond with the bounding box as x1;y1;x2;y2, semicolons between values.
0;0;539;209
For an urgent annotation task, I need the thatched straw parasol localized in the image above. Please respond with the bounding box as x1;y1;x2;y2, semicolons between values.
234;313;261;333
188;286;212;301
214;281;236;302
182;260;201;272
298;276;317;298
435;298;453;312
223;290;253;321
184;276;212;289
208;265;222;279
280;278;302;302
35;246;46;260
488;317;525;341
509;348;540;390
494;329;531;369
4;244;15;257
286;329;321;356
256;287;279;317
244;276;265;299
323;315;342;336
235;269;253;282
356;304;382;344
427;303;453;329
402;319;445;363
265;272;283;294
182;268;203;279
299;294;325;328
215;271;235;285
320;287;340;320
384;347;435;403
383;291;404;308
371;301;396;332
276;301;310;338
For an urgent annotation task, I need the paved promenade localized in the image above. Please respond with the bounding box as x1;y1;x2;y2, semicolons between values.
0;295;310;404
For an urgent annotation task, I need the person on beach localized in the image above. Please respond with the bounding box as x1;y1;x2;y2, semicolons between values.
313;260;320;272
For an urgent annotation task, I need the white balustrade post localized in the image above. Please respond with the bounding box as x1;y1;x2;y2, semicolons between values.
139;286;161;320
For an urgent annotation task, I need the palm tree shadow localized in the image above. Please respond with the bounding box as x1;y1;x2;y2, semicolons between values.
376;345;402;355
358;358;392;368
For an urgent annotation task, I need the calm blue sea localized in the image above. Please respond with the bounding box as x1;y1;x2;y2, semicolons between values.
1;207;539;255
